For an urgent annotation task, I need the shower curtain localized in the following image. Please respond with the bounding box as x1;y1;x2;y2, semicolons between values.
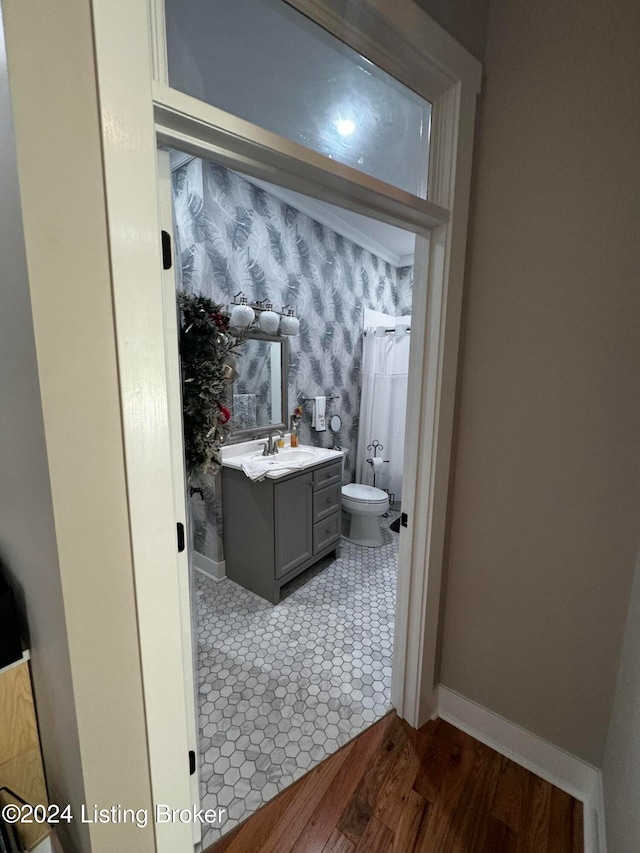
355;320;411;502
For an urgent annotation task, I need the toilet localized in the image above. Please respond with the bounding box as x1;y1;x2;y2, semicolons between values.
341;483;390;548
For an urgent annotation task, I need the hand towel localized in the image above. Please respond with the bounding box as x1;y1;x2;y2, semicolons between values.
240;459;270;482
312;396;326;431
240;457;307;482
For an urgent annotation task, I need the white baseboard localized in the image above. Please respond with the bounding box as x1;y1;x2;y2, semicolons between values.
193;551;226;581
435;685;606;853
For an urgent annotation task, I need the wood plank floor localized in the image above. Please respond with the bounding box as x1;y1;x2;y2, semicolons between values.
206;712;583;853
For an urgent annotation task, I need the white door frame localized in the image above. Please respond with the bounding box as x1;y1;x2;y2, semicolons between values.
157;149;202;845
91;2;481;850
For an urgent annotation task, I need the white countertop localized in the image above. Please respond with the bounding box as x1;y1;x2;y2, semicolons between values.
221;437;344;480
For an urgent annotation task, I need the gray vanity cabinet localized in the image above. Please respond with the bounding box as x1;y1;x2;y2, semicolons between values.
274;472;313;578
221;459;342;604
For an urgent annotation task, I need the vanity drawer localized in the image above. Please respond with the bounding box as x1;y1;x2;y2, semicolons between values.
313;513;341;554
313;461;342;490
313;482;341;523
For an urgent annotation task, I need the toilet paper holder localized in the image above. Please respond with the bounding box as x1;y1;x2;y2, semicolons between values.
366;441;393;512
366;440;389;465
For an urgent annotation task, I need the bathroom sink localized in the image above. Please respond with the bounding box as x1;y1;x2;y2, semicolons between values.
251;448;319;466
221;441;341;480
274;448;318;464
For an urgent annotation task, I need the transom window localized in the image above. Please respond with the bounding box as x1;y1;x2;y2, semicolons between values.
164;0;432;197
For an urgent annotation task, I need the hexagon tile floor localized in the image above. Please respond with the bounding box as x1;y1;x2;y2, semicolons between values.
194;513;399;848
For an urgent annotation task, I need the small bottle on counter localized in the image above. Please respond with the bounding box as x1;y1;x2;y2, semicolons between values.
290;422;299;448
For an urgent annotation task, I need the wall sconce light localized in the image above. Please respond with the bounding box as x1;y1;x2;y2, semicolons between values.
280;306;300;336
229;292;255;329
257;300;280;334
229;295;301;337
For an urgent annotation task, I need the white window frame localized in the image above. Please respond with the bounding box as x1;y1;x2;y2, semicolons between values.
91;2;481;850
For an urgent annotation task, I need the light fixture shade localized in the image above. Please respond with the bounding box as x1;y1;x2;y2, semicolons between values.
258;302;280;334
230;301;255;329
280;310;300;336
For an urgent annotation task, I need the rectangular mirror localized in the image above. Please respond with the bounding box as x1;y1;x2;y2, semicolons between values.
230;331;288;439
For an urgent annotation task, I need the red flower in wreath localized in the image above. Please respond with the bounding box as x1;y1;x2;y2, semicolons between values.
217;403;231;425
210;311;230;331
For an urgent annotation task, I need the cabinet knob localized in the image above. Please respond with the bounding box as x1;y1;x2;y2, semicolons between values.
327;497;332;504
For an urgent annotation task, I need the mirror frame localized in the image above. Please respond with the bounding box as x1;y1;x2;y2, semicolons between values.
228;330;289;442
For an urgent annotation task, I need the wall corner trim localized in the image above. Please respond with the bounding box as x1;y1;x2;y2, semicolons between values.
435;685;607;853
193;552;226;582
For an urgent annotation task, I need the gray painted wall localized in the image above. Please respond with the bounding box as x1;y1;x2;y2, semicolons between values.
414;0;489;60
440;0;640;765
603;550;640;850
0;7;87;850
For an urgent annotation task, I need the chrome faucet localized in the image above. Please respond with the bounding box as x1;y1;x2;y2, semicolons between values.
260;429;284;456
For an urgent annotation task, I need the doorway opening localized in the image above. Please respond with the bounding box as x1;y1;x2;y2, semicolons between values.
163;148;417;846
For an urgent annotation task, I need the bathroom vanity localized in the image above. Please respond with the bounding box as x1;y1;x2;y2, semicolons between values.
221;447;343;604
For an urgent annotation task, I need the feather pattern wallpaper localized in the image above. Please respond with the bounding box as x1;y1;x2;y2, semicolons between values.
173;157;413;562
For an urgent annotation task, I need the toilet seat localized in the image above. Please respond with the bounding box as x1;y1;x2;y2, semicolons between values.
341;483;388;504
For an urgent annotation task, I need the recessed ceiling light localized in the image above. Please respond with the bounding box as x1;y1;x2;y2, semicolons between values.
334;118;356;137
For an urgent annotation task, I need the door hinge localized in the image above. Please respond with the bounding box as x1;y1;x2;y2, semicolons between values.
161;230;173;270
401;512;408;528
177;522;185;553
189;750;196;776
